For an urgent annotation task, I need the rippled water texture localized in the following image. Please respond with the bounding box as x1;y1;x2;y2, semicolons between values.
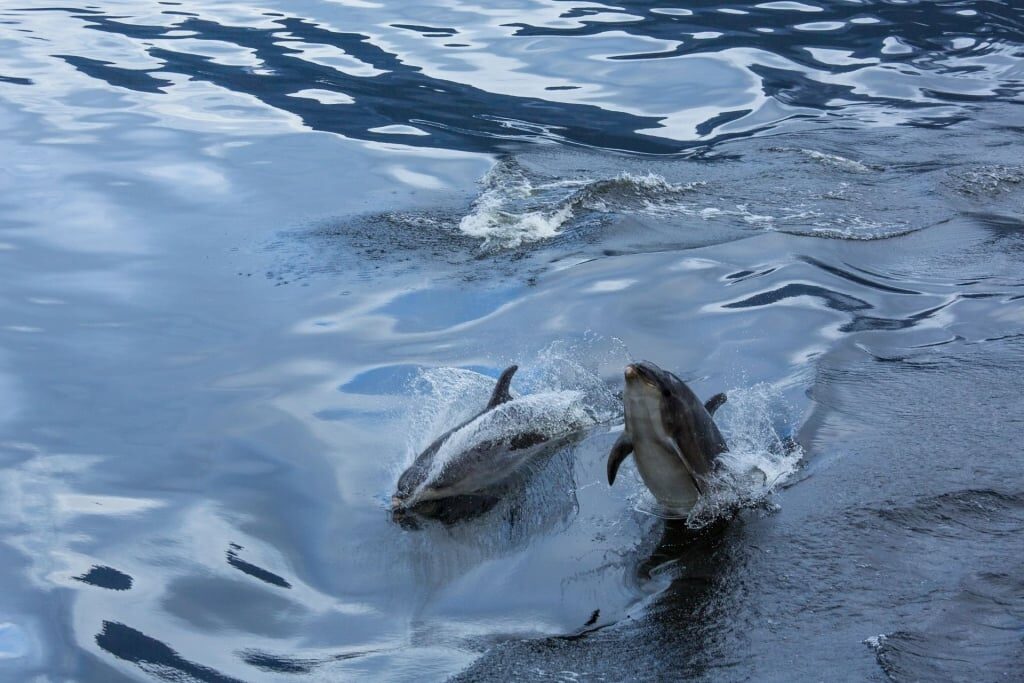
1;0;1023;681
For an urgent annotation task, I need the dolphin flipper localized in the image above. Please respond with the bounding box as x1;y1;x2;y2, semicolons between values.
704;392;727;416
486;365;518;410
607;432;634;485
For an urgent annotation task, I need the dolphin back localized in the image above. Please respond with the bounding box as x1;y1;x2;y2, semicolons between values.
663;372;728;477
396;364;557;510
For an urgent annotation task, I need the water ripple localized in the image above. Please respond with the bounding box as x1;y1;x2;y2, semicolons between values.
2;1;1021;152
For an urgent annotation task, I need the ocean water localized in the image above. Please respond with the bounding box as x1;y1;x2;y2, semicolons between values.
1;1;1023;681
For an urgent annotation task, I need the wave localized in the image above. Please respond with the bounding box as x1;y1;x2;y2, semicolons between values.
458;159;702;248
950;164;1024;197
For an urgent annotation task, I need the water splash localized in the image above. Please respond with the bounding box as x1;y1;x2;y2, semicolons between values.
691;382;803;526
458;159;702;248
421;389;595;494
403;367;494;464
950;164;1024;196
631;382;803;527
397;340;625;505
797;148;876;173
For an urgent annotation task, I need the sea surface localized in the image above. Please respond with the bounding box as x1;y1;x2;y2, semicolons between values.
1;1;1023;681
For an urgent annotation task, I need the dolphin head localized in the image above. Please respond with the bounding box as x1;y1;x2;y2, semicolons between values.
392;456;436;510
391;465;446;512
624;360;671;386
392;467;418;510
624;361;678;410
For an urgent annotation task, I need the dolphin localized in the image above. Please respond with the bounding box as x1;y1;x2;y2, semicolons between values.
392;365;591;523
607;361;728;514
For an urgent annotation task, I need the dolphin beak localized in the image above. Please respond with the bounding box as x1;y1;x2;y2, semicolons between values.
625;364;638;380
391;496;404;510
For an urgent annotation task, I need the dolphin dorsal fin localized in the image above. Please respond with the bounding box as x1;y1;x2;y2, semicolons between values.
486;365;518;409
704;392;727;416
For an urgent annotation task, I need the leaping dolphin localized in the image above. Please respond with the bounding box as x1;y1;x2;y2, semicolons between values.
392;365;592;524
607;361;728;514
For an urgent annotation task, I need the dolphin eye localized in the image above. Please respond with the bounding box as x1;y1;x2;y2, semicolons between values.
661;387;670;397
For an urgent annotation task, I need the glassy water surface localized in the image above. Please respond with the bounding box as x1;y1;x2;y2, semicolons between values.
1;0;1022;680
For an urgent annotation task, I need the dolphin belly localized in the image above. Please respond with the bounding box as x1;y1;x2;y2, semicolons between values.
625;386;700;512
632;438;700;511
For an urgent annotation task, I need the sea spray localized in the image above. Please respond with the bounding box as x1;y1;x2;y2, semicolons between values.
458;159;702;248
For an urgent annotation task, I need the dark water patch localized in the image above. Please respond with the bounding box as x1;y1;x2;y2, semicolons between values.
390;23;457;37
798;256;921;295
74;565;133;591
71;12;677;153
0;74;33;85
723;283;871;312
95;621;244;683
226;543;291;589
843;300;955;333
911;335;965;350
724;266;778;283
725;269;755;280
453;517;740;681
56;55;172;93
867;572;1024;683
873;489;1024;539
239;645;385;674
970;211;1024;235
240;650;318;674
242;651;314;674
695;109;752;137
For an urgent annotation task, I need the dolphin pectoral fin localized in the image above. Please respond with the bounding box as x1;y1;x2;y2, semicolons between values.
704;392;727;416
486;365;518;410
665;438;707;496
606;432;634;486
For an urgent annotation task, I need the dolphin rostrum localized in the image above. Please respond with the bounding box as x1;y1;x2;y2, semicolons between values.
392;365;592;522
607;361;728;513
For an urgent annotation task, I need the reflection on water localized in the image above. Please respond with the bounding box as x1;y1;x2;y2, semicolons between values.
3;1;1023;152
0;0;1023;680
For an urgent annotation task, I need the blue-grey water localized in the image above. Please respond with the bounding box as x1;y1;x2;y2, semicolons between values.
1;1;1023;681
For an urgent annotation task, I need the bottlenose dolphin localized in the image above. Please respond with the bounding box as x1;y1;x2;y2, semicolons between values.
392;365;591;523
607;361;728;514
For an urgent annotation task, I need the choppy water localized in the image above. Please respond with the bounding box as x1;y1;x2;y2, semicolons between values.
1;0;1023;681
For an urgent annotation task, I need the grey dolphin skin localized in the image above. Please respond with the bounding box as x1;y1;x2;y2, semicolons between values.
607;361;728;513
392;365;582;524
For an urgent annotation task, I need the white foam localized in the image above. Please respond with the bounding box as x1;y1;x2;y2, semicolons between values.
458;201;574;248
456;162;700;248
864;634;888;650
799;148;873;173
